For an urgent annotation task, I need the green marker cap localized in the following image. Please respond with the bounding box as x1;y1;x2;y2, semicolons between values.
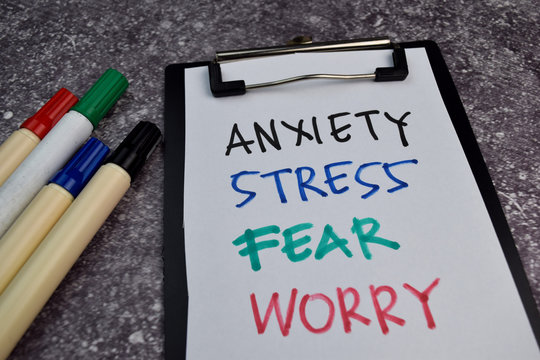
71;68;129;128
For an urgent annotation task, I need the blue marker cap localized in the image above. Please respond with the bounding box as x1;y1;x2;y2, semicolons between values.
49;138;110;197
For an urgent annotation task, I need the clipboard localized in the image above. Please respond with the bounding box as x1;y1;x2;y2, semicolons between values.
163;38;540;359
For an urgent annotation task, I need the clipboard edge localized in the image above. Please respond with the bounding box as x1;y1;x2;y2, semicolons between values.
402;40;540;345
163;41;540;358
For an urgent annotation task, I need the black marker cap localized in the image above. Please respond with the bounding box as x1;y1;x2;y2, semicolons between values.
107;121;162;180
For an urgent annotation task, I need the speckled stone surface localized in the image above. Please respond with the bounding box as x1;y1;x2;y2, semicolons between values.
0;0;538;358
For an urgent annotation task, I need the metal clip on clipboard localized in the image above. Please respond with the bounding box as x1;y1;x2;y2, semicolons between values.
208;36;409;97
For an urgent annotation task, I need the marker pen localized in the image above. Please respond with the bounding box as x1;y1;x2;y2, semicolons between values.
0;69;128;237
0;88;77;186
0;121;161;359
0;137;109;295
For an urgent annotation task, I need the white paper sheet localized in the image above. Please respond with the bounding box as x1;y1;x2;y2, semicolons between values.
182;48;538;359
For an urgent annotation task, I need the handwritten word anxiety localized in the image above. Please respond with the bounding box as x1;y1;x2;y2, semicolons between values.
225;109;412;156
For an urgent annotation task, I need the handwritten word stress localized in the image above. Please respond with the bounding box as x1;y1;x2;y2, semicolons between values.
231;159;418;208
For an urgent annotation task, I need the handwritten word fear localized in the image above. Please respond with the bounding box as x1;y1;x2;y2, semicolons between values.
231;159;418;208
225;110;412;156
233;217;399;272
250;279;440;336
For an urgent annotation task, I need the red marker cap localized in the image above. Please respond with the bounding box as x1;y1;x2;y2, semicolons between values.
20;88;78;139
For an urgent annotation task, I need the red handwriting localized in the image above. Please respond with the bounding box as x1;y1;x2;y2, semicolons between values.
250;278;440;335
403;278;440;329
250;289;297;336
369;285;405;334
337;287;371;332
299;293;335;333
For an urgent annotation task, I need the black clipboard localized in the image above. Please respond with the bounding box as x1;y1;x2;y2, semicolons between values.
163;39;540;359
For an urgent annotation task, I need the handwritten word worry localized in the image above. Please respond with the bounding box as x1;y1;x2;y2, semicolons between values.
250;278;440;336
225;110;412;156
233;217;399;272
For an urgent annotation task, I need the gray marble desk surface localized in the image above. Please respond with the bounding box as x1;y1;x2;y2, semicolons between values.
0;0;538;358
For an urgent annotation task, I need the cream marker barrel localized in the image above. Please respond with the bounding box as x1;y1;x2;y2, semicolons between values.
0;69;128;237
0;137;109;295
0;88;77;186
0;122;161;359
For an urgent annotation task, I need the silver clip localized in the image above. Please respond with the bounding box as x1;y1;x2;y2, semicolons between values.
209;37;407;97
